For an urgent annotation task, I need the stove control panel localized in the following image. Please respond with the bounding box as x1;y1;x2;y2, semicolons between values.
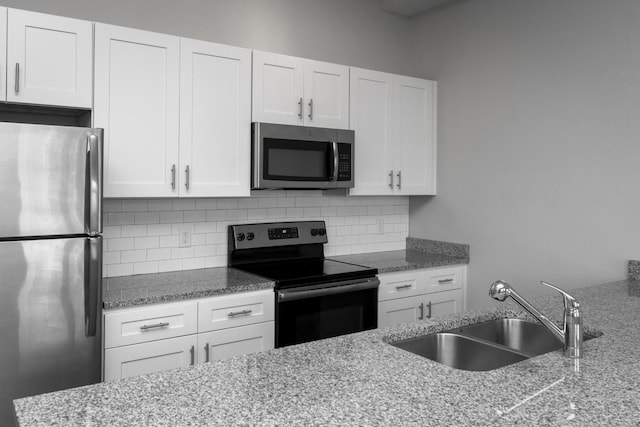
229;221;328;250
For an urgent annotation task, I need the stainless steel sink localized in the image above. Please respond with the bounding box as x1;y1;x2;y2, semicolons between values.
450;318;562;356
390;318;601;371
391;332;529;371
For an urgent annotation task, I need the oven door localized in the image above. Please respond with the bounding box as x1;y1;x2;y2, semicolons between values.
275;277;379;348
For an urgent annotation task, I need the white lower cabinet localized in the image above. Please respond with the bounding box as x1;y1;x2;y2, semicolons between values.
104;335;197;382
198;322;275;363
103;290;275;381
378;266;466;328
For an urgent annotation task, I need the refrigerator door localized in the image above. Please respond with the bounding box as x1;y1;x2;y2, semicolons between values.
0;123;103;238
0;236;102;425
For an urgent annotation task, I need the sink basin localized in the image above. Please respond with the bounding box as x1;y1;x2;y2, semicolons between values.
390;318;601;371
451;318;562;356
391;332;528;371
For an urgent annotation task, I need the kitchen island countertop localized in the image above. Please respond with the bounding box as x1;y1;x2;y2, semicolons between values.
15;279;640;426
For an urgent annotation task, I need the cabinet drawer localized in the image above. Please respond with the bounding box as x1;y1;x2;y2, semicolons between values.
104;301;198;348
425;266;463;293
198;289;274;333
378;271;422;301
104;335;197;382
198;322;274;363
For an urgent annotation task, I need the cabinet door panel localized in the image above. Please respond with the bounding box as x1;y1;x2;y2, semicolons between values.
0;7;6;102
304;60;349;129
252;51;303;125
425;289;463;319
94;23;180;197
198;322;274;363
198;289;274;333
378;295;423;328
395;76;436;195
180;38;251;197
378;270;421;302
6;9;92;108
104;335;197;382
349;68;394;195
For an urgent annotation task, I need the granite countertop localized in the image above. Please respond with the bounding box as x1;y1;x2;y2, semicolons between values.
103;238;469;309
15;280;640;425
103;267;275;309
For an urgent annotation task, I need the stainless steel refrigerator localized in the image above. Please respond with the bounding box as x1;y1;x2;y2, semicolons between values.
0;122;103;426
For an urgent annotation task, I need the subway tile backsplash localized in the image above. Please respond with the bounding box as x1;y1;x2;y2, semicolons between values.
103;191;409;277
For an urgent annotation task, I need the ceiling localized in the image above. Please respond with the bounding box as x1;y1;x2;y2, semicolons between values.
379;0;457;17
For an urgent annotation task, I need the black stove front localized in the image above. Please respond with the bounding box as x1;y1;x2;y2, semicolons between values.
229;221;379;347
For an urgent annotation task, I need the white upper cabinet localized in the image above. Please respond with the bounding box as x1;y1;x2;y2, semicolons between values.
0;8;7;102
94;23;180;198
95;24;251;198
179;38;251;197
350;67;437;196
252;51;349;129
6;8;92;108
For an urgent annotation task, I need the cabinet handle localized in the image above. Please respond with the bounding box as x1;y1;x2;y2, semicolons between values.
228;309;252;317
190;345;195;366
139;322;170;331
438;278;454;284
418;302;424;320
185;165;190;190
426;301;432;319
308;98;313;120
298;97;303;119
397;171;402;190
388;170;394;189
204;343;210;363
171;164;176;190
395;284;412;290
14;63;19;93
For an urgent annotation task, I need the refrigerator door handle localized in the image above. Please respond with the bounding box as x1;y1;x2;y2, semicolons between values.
86;131;103;236
84;236;102;337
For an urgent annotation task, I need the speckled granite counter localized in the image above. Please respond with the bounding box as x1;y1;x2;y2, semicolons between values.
103;267;275;309
15;279;640;426
330;238;469;274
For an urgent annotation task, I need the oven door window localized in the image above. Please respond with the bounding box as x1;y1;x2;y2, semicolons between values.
264;138;331;181
276;287;378;348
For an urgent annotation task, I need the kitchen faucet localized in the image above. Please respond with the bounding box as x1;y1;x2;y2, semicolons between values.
489;280;583;358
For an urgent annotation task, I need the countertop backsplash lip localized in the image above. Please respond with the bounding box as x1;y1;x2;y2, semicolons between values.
406;237;470;259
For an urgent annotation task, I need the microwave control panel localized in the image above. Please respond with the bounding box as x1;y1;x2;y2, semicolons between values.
337;143;352;182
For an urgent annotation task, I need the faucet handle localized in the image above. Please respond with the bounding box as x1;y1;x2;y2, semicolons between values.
541;281;580;311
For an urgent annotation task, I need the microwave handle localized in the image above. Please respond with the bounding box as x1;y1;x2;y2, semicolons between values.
330;142;339;182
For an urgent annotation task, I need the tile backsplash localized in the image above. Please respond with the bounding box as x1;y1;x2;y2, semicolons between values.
103;190;409;277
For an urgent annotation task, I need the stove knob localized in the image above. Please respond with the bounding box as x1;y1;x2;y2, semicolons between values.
236;232;245;242
310;229;318;236
247;232;255;241
318;228;326;236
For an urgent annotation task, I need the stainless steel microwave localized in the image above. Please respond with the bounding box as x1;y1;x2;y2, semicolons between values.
252;122;354;190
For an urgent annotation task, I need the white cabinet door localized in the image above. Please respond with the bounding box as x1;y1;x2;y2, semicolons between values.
378;295;423;328
395;76;437;195
198;322;275;363
349;67;394;195
94;23;180;198
0;7;6;102
197;289;275;333
303;60;349;129
104;335;197;382
252;50;304;125
6;9;92;108
424;289;463;319
378;270;421;301
179;38;251;197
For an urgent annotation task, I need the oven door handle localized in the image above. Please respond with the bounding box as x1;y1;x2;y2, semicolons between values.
277;277;380;302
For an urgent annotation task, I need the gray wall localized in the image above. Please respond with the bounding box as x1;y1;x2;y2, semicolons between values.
408;0;640;307
2;0;413;75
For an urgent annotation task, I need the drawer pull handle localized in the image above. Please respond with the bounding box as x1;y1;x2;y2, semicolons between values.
139;322;170;331
190;345;195;366
438;278;454;284
228;309;252;317
204;343;210;363
395;284;412;290
426;301;432;319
